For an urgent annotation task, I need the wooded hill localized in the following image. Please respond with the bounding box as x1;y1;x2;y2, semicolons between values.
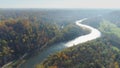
36;10;120;68
0;9;89;67
37;40;120;68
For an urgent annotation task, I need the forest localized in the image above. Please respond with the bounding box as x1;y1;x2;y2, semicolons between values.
36;10;120;68
37;40;120;68
0;9;120;68
0;9;90;67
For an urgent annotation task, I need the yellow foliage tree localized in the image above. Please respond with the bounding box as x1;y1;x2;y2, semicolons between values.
114;62;119;68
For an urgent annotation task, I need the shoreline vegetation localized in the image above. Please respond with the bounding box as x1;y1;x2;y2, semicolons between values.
1;9;120;68
1;19;90;68
18;18;101;68
37;39;120;68
35;11;120;68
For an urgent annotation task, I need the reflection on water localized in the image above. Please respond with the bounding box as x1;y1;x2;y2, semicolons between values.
65;18;101;47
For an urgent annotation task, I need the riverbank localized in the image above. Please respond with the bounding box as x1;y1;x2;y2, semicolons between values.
18;18;101;68
65;18;101;47
2;18;90;68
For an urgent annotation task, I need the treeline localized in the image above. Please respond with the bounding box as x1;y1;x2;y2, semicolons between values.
0;16;89;67
0;9;114;67
98;20;120;49
51;23;90;43
36;10;120;68
0;9;112;26
36;40;120;68
82;11;120;49
104;10;120;27
0;19;59;66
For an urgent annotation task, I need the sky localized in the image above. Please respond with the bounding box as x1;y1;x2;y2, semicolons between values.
0;0;120;9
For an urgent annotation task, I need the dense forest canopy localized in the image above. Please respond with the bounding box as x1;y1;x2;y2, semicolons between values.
0;9;120;68
35;10;120;68
0;9;91;67
82;11;120;48
0;18;59;66
37;40;120;68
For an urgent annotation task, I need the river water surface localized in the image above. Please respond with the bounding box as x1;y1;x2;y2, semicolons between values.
19;18;101;68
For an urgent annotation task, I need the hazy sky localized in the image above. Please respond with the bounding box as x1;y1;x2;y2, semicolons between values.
0;0;120;9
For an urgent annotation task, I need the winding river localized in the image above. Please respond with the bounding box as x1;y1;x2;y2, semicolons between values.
19;18;101;68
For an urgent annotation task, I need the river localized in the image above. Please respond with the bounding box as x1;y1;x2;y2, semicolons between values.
19;18;101;68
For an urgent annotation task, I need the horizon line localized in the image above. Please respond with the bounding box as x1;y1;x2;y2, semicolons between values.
0;7;120;10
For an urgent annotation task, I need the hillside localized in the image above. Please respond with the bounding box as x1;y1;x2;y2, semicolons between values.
0;10;90;67
0;19;58;66
104;10;120;27
36;40;120;68
35;10;120;68
82;11;120;49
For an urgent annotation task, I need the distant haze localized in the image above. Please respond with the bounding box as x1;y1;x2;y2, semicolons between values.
0;0;120;9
